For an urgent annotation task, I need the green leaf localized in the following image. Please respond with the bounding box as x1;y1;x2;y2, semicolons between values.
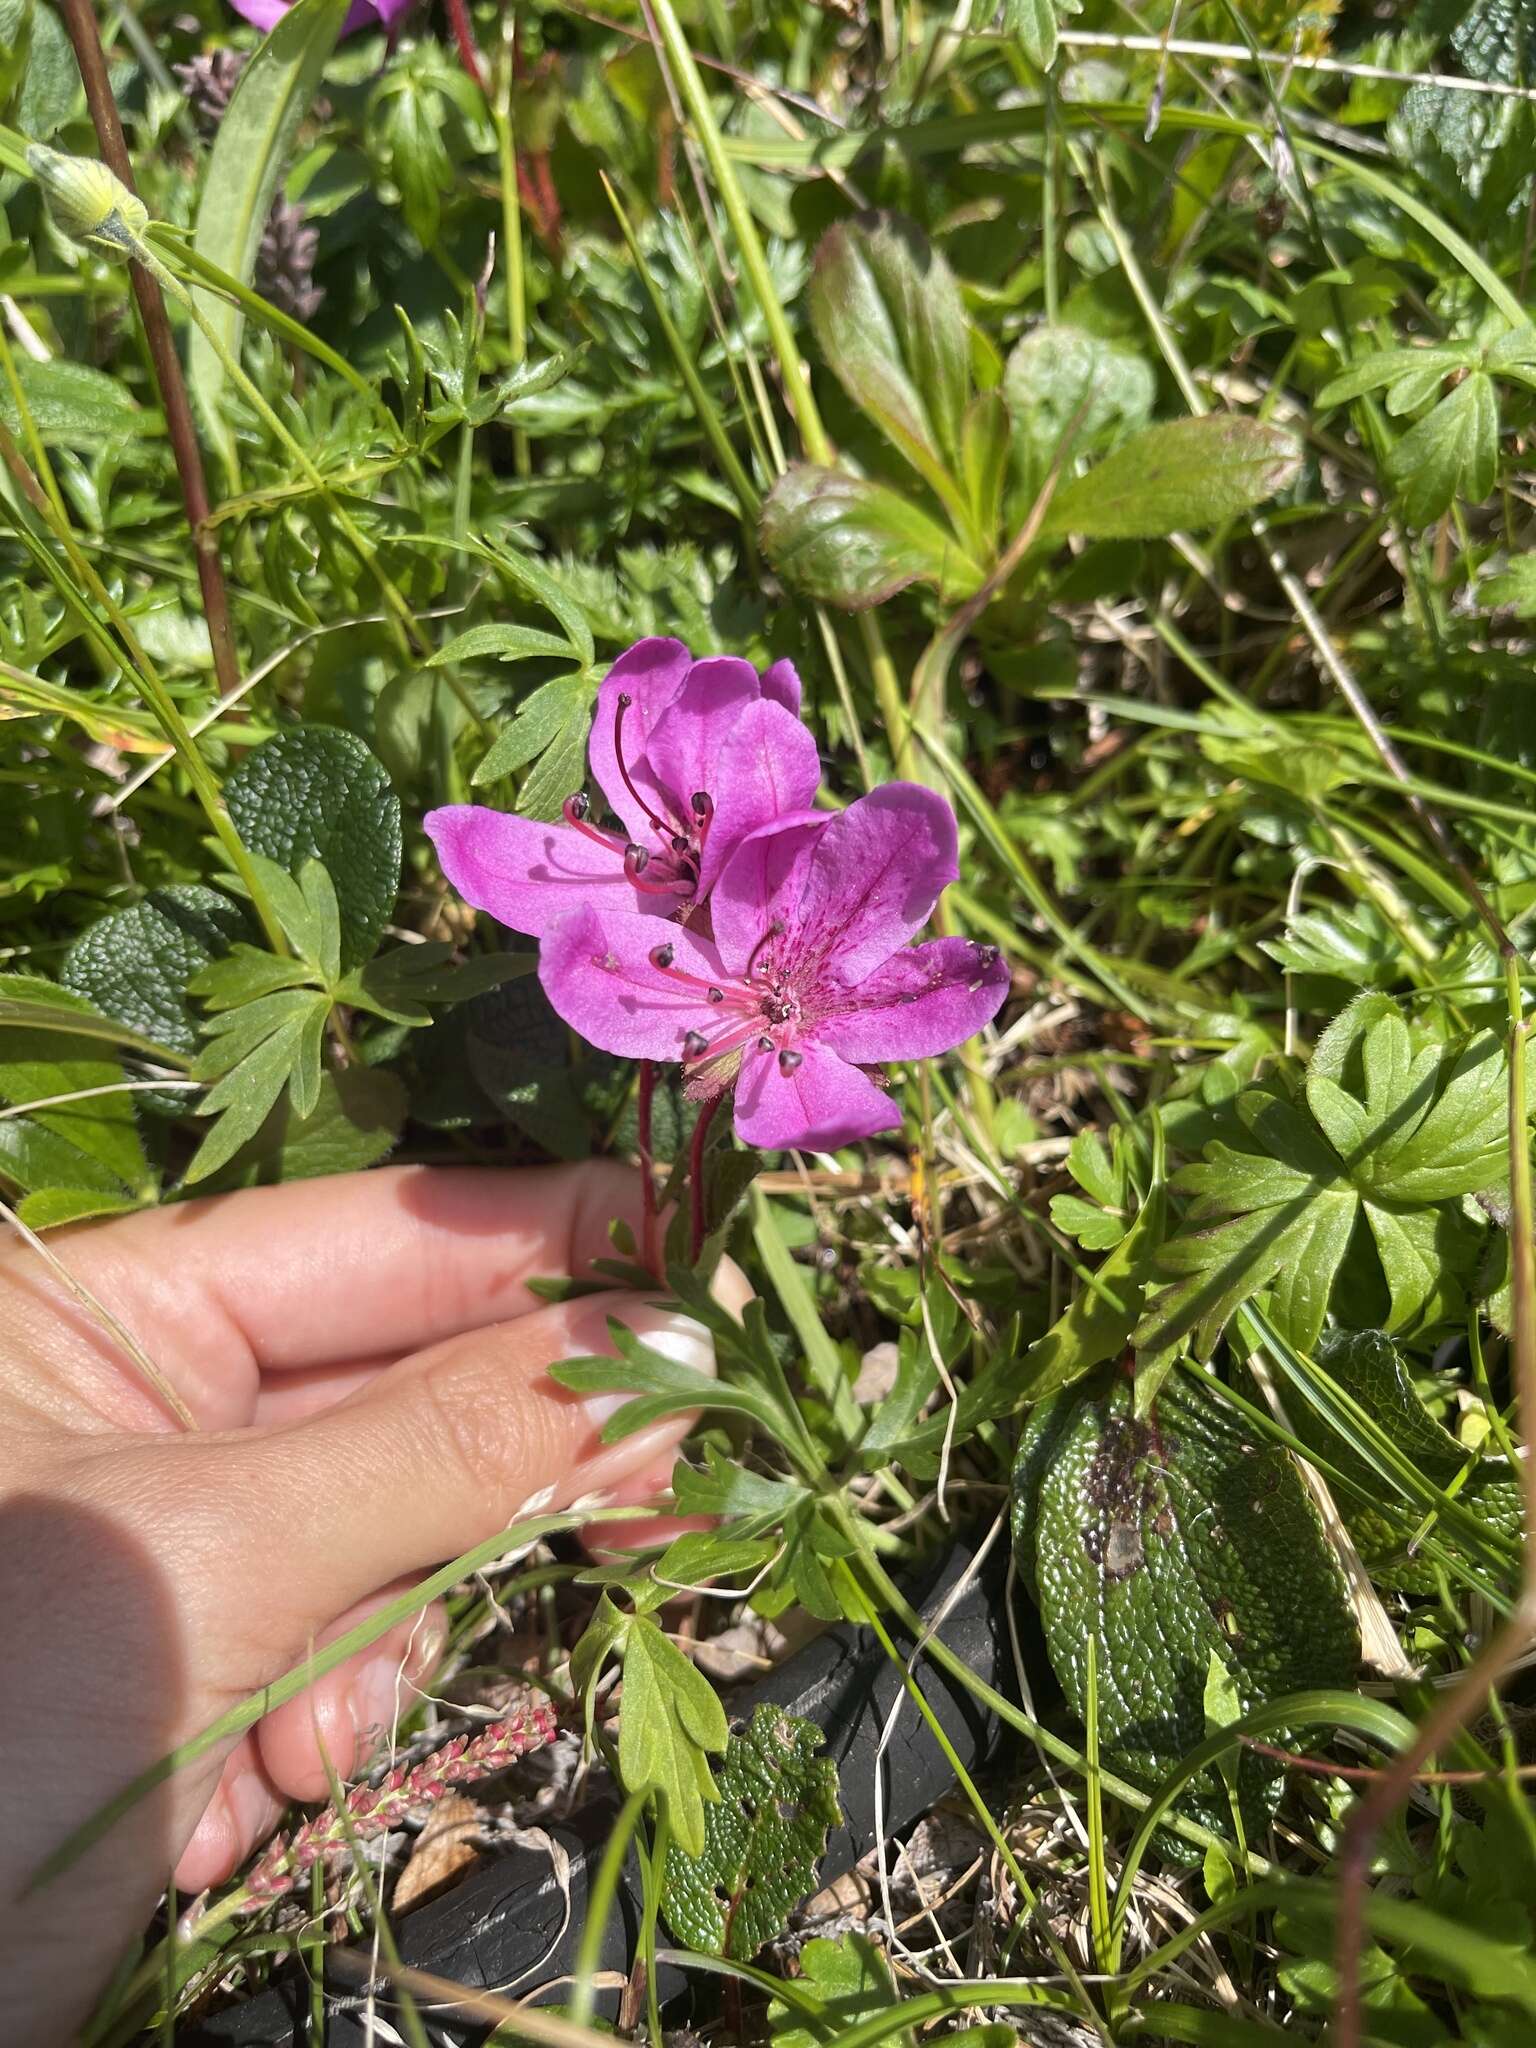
1480;553;1536;615
187;0;351;468
1020;1183;1165;1403
185;989;332;1184
341;944;531;1026
769;1934;908;2048
16;1185;145;1229
473;671;596;810
809;213;973;506
1042;416;1301;540
997;0;1082;70
0;973;151;1198
617;1613;728;1856
760;464;985;610
223;726;402;970
1003;324;1153;498
1013;1369;1358;1841
63;886;248;1055
1141;998;1515;1355
1317;345;1466;410
664;1704;841;1958
0;359;159;448
1258;901;1403;985
1385;372;1499;526
430;624;581;668
201;1065;408;1186
1049;1192;1127;1251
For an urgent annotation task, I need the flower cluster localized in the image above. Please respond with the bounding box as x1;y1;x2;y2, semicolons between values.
426;637;1008;1152
244;1695;558;1905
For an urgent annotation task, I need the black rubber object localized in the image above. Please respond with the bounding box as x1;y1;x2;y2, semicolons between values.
186;1534;1016;2046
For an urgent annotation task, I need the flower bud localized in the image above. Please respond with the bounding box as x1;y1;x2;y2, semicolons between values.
26;145;149;260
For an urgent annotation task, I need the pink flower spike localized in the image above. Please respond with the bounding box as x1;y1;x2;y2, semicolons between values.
538;783;1009;1154
426;638;821;939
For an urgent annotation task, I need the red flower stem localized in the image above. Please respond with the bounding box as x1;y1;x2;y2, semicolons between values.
688;1091;722;1263
55;0;240;703
636;1059;660;1278
442;0;488;94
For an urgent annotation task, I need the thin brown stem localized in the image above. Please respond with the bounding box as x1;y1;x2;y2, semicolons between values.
442;0;488;93
56;0;240;700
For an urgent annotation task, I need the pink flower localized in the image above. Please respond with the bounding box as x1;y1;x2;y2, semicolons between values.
229;0;416;34
424;638;819;938
538;784;1009;1151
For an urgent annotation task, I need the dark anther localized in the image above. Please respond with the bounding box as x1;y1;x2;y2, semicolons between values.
691;791;712;817
624;844;649;874
650;942;676;969
564;791;590;822
757;1034;774;1052
707;987;724;1003
617;692;633;708
778;1048;803;1074
671;834;691;854
683;1030;710;1058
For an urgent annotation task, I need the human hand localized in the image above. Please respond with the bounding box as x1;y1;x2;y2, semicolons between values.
0;1162;728;2044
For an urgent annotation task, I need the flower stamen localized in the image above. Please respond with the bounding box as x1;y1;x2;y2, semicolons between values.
744;918;786;984
613;693;672;839
563;792;627;852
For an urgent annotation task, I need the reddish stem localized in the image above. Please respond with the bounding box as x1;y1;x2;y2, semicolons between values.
688;1090;723;1264
441;0;488;93
56;0;240;702
636;1059;660;1279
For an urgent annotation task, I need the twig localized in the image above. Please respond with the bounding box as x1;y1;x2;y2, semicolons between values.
54;0;239;699
687;1090;723;1262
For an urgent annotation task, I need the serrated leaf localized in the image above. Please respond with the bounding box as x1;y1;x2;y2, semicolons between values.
1259;900;1404;985
187;0;351;467
473;671;595;801
1049;1192;1127;1251
185;990;332;1184
664;1705;840;1958
201;1065;408;1187
1014;1370;1358;1841
1042;416;1300;539
809;213;972;500
63;886;248;1055
430;624;580;668
1141;998;1517;1354
224;726;402;970
1385;372;1499;526
618;1614;728;1857
760;464;985;610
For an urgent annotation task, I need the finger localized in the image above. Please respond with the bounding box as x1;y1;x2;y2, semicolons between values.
1;1162;645;1432
581;1444;710;1563
173;1735;283;1895
252;1356;393;1428
150;1288;720;1631
257;1592;448;1803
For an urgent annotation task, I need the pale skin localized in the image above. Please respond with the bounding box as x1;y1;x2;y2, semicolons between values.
0;1162;731;2045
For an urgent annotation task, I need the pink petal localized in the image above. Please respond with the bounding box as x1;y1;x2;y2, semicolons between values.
696;699;822;895
589;638;694;838
424;806;652;938
639;658;761;820
710;811;827;978
815;938;1009;1062
734;1040;901;1151
227;0;297;26
760;658;801;714
539;907;730;1060
797;784;960;984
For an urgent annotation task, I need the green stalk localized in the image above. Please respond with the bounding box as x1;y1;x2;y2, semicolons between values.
0;427;289;956
569;1789;645;2029
493;16;531;478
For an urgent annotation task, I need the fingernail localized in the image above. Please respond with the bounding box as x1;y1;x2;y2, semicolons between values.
584;1306;716;1425
351;1655;406;1744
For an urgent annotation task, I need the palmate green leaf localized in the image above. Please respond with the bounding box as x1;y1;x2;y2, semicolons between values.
809;214;972;498
187;0;351;468
1258;900;1405;986
185;988;331;1185
1140;997;1517;1354
206;1066;408;1187
664;1705;841;1958
1385;371;1499;525
618;1613;728;1857
1042;416;1301;540
760;464;985;609
1317;344;1468;411
1013;1369;1358;1845
224;727;402;971
473;671;595;796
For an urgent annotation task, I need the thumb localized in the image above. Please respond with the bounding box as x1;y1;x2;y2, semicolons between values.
171;1288;720;1634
